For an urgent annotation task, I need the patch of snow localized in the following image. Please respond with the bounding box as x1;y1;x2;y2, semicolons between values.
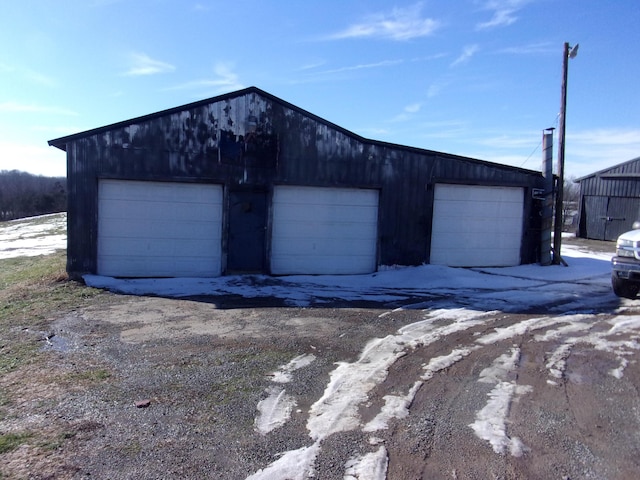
270;354;316;384
254;354;317;434
469;381;532;457
478;347;520;384
308;310;488;441
244;443;320;480
533;317;593;342
0;213;66;259
469;348;532;456
476;316;566;345
364;347;475;432
610;358;629;379
545;343;574;380
254;387;297;435
343;446;388;480
608;316;640;334
82;243;615;311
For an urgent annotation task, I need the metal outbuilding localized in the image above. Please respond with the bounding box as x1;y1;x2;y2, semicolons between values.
48;87;545;278
576;157;640;241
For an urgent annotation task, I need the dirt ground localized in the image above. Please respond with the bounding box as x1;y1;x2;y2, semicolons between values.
2;239;640;479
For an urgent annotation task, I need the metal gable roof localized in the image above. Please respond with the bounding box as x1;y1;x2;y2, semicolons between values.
47;86;541;176
575;156;640;181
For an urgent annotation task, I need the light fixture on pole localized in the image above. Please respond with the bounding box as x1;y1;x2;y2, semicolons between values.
553;41;578;265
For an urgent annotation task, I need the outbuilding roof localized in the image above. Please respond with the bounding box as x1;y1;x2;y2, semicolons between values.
48;85;540;175
575;156;640;181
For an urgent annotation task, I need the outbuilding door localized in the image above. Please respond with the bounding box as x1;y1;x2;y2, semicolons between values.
97;180;223;277
271;186;379;274
583;195;640;241
227;190;267;272
430;184;524;267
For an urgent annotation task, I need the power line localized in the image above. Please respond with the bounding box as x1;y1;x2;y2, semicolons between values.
519;113;560;168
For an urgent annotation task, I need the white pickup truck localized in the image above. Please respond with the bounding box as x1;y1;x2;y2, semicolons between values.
611;221;640;298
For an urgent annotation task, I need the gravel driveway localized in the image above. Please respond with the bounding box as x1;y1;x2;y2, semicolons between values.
2;239;640;479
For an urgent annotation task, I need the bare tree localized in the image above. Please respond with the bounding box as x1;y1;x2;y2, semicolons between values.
0;170;66;221
562;175;580;232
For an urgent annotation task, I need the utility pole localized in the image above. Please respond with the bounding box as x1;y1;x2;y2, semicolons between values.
553;41;578;265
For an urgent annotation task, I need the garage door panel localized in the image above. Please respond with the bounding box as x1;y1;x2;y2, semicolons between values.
271;186;378;275
271;254;374;275
274;187;378;206
431;232;520;250
98;180;222;277
274;205;378;224
99;220;221;240
435;199;522;217
273;221;377;240
431;248;520;267
271;236;377;256
430;184;523;267
432;217;519;236
101;181;216;202
435;185;522;201
98;256;221;278
98;236;219;256
99;199;222;223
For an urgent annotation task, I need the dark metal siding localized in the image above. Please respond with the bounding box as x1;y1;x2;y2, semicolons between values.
577;158;640;239
58;90;544;276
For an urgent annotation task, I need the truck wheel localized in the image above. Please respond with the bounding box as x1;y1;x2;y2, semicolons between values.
612;274;639;299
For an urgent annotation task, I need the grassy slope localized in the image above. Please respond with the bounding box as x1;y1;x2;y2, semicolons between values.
0;249;104;462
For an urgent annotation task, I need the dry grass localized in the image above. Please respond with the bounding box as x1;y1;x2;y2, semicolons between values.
0;250;108;461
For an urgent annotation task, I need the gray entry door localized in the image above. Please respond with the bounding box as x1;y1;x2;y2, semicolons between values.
227;191;267;272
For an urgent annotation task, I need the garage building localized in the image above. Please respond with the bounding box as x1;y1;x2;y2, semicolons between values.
48;87;545;278
576;157;640;241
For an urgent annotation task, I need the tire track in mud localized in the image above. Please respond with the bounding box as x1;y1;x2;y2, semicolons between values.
246;308;640;480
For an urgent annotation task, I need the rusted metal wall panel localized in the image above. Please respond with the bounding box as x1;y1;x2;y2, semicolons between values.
63;90;544;275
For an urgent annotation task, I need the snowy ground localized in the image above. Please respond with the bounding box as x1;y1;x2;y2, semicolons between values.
83;238;616;314
3;214;639;479
0;212;66;259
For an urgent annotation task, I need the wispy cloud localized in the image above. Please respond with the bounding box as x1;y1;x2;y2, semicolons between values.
297;60;327;71
90;0;126;7
24;70;57;87
123;52;176;76
476;0;531;30
192;3;210;12
418;120;470;140
404;103;422;114
326;3;440;41
0;62;57;87
498;42;556;55
391;102;423;123
427;81;446;98
565;128;640;177
451;45;479;67
0;101;78;116
457;127;640;177
478;133;540;149
163;63;244;96
308;59;403;76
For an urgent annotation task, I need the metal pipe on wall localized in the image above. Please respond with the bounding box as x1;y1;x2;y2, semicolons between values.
540;129;554;265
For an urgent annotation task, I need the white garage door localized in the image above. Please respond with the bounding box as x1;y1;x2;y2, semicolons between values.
430;184;524;267
98;180;223;277
271;186;378;275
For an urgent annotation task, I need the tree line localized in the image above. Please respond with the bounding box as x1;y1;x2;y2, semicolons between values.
0;170;66;221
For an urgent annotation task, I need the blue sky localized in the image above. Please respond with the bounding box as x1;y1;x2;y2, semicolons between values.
1;0;639;178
